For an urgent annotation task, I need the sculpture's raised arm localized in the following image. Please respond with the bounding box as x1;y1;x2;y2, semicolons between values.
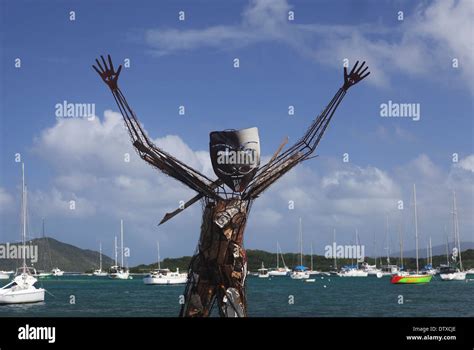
93;55;219;199
244;61;370;199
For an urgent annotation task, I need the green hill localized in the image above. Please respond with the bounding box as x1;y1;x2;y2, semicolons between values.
0;237;114;272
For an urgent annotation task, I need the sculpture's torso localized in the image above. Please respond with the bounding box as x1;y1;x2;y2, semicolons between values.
181;198;251;317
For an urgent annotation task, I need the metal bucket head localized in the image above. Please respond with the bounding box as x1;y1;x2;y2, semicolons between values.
210;127;260;192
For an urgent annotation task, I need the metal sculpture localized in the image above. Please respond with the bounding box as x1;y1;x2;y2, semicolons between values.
93;55;369;317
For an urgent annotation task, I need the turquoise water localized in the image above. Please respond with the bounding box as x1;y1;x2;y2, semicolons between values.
0;275;473;317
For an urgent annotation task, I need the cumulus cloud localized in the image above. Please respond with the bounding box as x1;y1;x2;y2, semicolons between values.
145;0;473;91
0;187;14;213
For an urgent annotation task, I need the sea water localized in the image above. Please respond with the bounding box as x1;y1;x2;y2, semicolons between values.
0;275;472;317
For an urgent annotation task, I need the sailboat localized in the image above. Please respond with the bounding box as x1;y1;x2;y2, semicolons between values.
363;232;381;276
109;220;130;280
391;184;432;284
93;242;108;276
338;229;368;277
0;163;45;304
329;229;339;275
257;262;270;278
380;215;400;277
143;241;187;285
268;242;291;276
422;237;436;275
307;243;322;275
440;191;466;281
290;218;310;280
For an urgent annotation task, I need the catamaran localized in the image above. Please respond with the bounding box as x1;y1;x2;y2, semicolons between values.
109;220;130;280
391;184;432;284
0;163;45;304
143;242;187;285
93;242;108;276
290;218;310;280
440;191;466;281
268;242;291;276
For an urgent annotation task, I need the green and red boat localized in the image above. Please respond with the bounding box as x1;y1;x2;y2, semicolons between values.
391;185;432;285
390;274;432;284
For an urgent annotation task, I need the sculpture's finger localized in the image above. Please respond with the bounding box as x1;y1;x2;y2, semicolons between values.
92;65;103;76
95;59;104;72
108;54;114;72
355;61;366;74
360;71;370;80
116;64;122;76
101;55;108;70
344;66;348;79
359;66;369;76
350;60;359;75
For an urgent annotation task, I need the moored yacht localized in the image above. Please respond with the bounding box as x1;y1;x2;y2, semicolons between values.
109;220;130;280
93;242;108;276
143;241;187;285
268;242;291;276
257;262;270;278
0;163;45;304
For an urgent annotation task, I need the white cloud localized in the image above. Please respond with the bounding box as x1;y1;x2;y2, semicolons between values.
0;187;14;213
144;0;473;91
455;154;474;173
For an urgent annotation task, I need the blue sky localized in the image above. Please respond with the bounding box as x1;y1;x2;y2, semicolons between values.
0;0;473;265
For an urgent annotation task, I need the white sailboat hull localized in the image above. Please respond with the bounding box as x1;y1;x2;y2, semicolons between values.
290;272;310;279
143;275;187;285
0;273;11;280
93;271;108;277
440;272;466;281
0;288;45;304
338;270;368;277
268;270;289;276
110;271;130;279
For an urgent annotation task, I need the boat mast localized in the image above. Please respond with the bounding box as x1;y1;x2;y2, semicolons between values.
429;236;432;266
157;241;161;270
355;228;359;268
120;219;124;268
279;243;288;268
333;228;337;270
99;242;103;271
21;163;27;272
310;242;313;271
299;217;303;266
372;232;378;267
276;242;280;269
114;236;118;266
445;231;449;265
453;191;463;271
413;184;419;274
399;221;403;269
385;215;390;264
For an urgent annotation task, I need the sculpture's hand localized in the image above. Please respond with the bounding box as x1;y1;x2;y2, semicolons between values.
92;55;122;91
343;61;370;90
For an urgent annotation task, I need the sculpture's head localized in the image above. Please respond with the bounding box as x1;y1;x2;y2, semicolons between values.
210;127;261;192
